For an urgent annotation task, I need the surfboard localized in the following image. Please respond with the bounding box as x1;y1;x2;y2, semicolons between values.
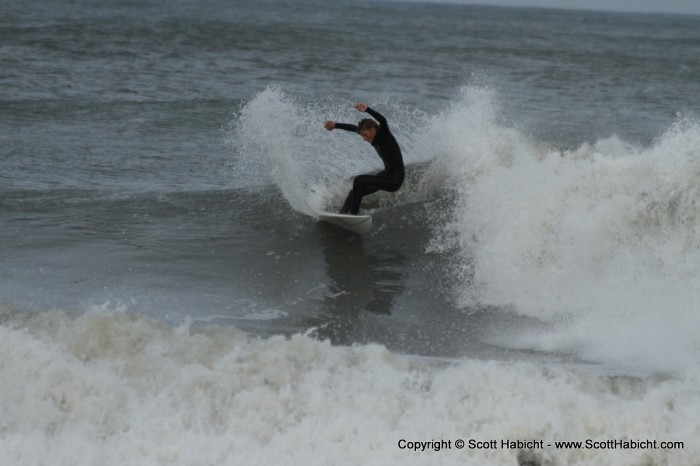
318;212;372;235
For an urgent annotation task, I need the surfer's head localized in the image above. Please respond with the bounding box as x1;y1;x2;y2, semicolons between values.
357;118;378;143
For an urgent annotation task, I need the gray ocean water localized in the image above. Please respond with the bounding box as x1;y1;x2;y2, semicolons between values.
2;1;700;464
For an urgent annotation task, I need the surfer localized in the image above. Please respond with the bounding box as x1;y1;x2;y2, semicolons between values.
324;103;405;215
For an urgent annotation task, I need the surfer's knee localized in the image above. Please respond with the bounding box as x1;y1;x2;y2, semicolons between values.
353;176;366;190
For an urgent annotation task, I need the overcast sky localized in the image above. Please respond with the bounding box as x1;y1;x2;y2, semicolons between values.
407;0;700;15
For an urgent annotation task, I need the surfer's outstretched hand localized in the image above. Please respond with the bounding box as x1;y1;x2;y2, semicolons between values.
324;103;367;130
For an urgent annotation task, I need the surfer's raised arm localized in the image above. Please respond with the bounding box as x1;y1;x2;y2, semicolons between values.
354;103;389;128
353;102;368;112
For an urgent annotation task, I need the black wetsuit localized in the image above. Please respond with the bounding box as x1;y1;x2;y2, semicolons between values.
334;107;405;215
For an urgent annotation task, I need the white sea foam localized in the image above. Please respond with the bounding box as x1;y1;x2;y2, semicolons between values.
423;87;700;371
1;308;698;466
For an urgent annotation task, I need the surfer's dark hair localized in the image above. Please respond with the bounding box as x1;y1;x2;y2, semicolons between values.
357;118;378;131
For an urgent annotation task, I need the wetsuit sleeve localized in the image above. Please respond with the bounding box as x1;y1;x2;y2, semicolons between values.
365;107;388;128
334;123;359;132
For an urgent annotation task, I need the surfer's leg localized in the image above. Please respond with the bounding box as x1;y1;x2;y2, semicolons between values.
339;190;353;214
342;171;402;215
348;174;384;215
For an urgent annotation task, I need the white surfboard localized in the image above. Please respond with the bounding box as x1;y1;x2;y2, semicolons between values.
318;212;372;235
